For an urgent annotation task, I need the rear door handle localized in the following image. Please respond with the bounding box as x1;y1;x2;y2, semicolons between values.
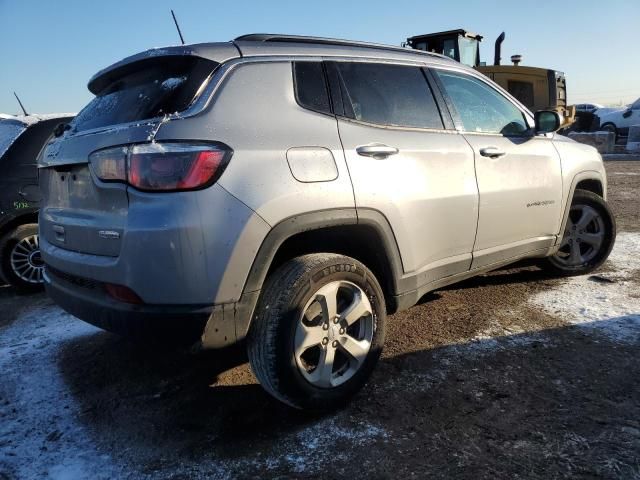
356;144;399;159
479;146;507;158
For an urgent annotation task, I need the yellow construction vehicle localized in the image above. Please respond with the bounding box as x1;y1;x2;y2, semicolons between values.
405;29;575;125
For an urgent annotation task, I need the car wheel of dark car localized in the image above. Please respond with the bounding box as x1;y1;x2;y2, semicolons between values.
0;223;45;291
600;122;618;140
247;253;386;410
542;189;616;276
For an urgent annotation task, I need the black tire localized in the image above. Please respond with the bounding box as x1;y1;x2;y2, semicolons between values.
247;253;386;410
541;189;616;276
0;224;44;292
600;122;618;140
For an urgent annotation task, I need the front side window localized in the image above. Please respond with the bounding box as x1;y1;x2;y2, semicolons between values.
335;62;443;129
436;70;529;136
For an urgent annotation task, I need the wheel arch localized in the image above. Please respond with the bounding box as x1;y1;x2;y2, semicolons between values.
235;208;405;336
0;209;39;240
556;171;606;248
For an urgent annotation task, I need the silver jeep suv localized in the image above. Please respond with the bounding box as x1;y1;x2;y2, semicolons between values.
39;34;615;409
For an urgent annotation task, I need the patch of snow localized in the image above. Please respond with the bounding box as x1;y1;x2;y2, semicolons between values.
0;305;386;478
160;76;187;90
13;113;76;126
530;232;640;343
0;306;126;479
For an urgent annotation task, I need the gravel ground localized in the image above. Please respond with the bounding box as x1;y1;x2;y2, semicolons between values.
1;162;639;480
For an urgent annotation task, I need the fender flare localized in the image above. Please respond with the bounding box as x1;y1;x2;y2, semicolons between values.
227;208;405;341
555;170;605;246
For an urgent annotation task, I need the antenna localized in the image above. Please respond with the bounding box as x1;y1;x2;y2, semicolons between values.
171;9;185;45
13;92;28;116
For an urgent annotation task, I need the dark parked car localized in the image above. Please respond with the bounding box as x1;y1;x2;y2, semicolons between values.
0;113;74;290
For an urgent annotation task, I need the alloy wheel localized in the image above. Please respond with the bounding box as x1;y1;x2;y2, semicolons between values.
9;235;44;284
294;281;375;388
554;204;605;267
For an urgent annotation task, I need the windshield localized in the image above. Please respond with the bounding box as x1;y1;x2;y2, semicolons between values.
71;56;218;132
458;37;479;67
0;122;26;159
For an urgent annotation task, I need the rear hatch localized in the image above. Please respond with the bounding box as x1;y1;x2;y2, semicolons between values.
39;54;220;257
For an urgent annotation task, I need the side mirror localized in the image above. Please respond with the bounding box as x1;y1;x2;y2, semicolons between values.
535;110;562;134
623;109;633;118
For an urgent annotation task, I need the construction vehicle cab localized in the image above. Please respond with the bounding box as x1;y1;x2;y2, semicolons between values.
406;29;483;67
406;29;573;124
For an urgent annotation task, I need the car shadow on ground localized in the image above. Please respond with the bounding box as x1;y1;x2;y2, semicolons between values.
0;285;49;329
56;315;640;478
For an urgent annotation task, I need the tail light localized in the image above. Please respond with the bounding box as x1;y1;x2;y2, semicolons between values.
89;142;230;191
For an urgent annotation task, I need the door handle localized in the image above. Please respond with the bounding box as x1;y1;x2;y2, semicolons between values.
479;146;507;159
356;144;399;159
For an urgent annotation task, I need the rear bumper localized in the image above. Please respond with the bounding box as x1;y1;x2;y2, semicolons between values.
39;183;271;305
44;265;258;348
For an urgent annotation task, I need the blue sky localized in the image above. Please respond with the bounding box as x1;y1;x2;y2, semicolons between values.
1;0;638;114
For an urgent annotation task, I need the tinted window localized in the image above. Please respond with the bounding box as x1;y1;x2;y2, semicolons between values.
0;122;26;159
293;62;331;115
436;70;529;135
72;56;218;132
336;63;443;129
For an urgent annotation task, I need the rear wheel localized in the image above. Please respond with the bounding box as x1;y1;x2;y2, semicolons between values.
247;253;386;410
0;224;45;291
542;189;616;275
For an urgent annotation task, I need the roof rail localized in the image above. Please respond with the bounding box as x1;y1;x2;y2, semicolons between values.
234;33;443;59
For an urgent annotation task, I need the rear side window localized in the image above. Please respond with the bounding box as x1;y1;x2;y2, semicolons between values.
0;123;26;159
72;56;218;132
293;62;331;115
335;62;443;129
435;70;529;136
4;119;66;167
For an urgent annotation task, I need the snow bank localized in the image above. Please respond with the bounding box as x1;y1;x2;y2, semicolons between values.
530;233;640;343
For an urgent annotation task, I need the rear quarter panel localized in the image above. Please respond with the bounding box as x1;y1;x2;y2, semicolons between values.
153;59;356;225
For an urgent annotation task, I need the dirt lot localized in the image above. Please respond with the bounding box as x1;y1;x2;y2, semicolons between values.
1;162;639;480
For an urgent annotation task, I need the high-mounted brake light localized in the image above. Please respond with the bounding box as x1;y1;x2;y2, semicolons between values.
88;143;230;192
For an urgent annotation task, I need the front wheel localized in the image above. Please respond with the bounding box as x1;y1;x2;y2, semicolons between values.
0;224;45;291
247;253;386;410
600;122;618;140
542;189;616;275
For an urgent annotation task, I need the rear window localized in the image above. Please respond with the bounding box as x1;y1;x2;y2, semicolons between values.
335;62;444;129
72;56;218;132
293;62;332;115
0;123;26;159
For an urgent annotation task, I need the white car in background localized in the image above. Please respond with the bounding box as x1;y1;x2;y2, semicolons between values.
575;103;604;113
598;97;640;137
